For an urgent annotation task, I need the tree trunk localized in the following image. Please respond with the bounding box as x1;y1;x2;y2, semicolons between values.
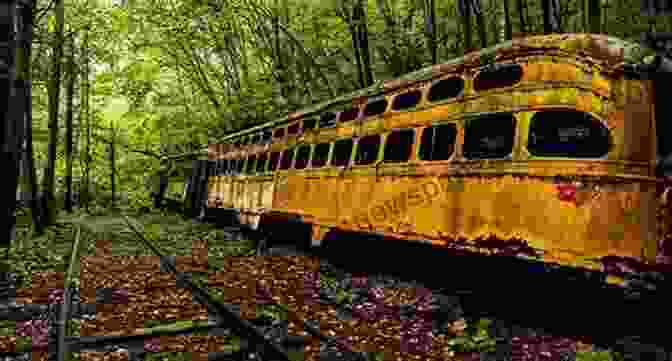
516;0;527;33
0;1;21;268
64;35;75;213
355;0;373;86
109;138;116;208
42;0;64;225
542;0;561;33
346;2;365;88
17;0;42;235
503;0;513;40
458;0;473;53
588;0;600;33
424;0;437;64
473;1;487;48
81;30;91;212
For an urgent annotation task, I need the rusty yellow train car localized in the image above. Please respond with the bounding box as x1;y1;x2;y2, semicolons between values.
202;33;672;287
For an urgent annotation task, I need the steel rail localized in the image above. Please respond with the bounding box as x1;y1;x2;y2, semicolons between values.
121;215;292;361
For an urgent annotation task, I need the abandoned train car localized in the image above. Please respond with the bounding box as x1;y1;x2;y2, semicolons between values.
188;33;672;286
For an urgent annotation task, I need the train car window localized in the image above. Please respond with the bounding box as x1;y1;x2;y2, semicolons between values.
269;151;281;172
332;138;354;166
228;159;236;174
288;122;300;135
262;129;273;144
428;77;464;102
384;128;415;162
302;117;317;132
312;143;330;168
419;124;457;161
464;114;516;159
339;107;360;123
319;112;337;128
355;135;381;165
363;98;388;117
253;132;261;144
273;127;285;138
294;145;311;170
256;153;268;173
236;158;246;174
527;110;611;158
279;148;295;170
473;64;523;92
392;90;422;111
216;160;226;175
246;155;257;174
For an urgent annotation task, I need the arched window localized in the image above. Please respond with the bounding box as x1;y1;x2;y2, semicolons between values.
427;77;464;102
463;114;516;159
384;129;415;163
527;110;611;158
355;135;381;165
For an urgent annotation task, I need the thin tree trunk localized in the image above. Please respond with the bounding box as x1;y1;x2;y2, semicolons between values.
542;0;561;33
517;0;527;33
82;30;90;212
0;1;21;264
109;135;116;208
42;0;64;225
19;0;42;235
356;0;373;86
64;35;75;213
503;0;513;40
341;2;366;88
474;2;487;48
424;0;437;64
458;0;473;53
588;0;600;33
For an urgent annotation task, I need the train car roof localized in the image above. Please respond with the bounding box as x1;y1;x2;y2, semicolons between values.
169;33;653;162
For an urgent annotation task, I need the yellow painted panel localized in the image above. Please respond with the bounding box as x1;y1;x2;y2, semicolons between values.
221;179;232;207
261;180;274;209
341;174;649;264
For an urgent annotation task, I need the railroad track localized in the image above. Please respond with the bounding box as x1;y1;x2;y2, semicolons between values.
2;217;371;361
7;216;670;361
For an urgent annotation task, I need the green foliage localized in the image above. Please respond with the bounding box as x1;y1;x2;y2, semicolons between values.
447;318;497;353
576;350;625;361
257;304;288;322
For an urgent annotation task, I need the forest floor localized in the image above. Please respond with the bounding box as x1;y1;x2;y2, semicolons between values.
0;206;632;361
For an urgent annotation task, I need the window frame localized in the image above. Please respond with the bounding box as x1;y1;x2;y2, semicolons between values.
279;148;295;170
268;151;281;172
246;154;257;174
236;157;246;174
383;128;415;163
294;144;312;170
311;142;331;168
355;134;382;166
338;107;360;124
391;90;422;111
256;153;269;173
273;127;285;139
462;113;517;160
331;138;354;167
287;122;301;136
363;97;389;117
302;117;317;132
473;63;523;93
319;112;337;129
526;110;612;159
427;76;465;103
418;123;458;162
